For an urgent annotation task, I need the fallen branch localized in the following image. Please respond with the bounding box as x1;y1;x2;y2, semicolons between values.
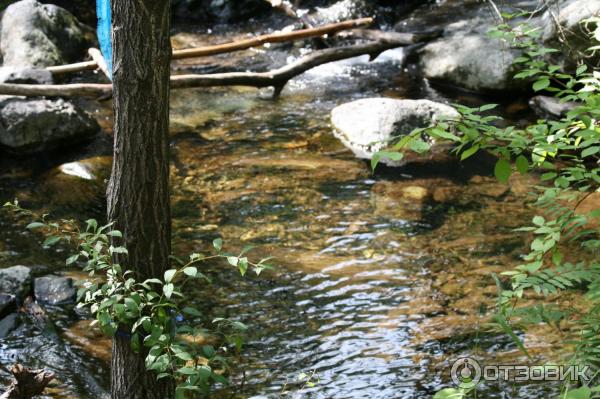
0;39;414;99
0;82;112;97
46;18;373;76
171;40;419;97
0;364;54;399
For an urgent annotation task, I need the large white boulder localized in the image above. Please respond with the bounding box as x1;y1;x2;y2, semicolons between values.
331;98;459;166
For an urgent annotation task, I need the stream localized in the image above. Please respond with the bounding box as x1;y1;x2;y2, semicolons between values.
0;8;567;399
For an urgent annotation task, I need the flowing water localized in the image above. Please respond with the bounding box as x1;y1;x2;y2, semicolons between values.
0;14;566;399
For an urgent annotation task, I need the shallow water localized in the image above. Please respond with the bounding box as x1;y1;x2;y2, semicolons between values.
0;17;563;399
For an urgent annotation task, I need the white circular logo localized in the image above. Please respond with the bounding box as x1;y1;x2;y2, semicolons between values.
451;357;482;389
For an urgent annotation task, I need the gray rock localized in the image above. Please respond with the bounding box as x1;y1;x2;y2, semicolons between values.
419;18;523;92
331;98;459;166
34;276;76;305
0;0;89;67
0;66;54;84
0;293;16;319
0;265;32;301
529;95;579;119
0;98;99;153
0;313;19;338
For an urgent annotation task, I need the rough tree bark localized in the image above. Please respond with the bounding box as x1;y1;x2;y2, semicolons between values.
107;0;174;398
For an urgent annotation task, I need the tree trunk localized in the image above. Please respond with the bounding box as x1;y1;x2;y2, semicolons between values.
107;1;174;398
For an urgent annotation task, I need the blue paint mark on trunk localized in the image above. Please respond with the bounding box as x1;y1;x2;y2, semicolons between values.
96;0;112;79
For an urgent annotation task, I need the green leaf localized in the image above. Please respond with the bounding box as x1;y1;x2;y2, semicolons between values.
107;230;123;238
460;145;479;160
532;78;550;92
533;216;545;226
202;345;216;358
66;254;79;266
174;351;193;361
183;266;197;277
430;128;461;142
493;313;531;359
408;138;431;153
26;222;45;230
124;297;139;313
164;269;177;283
213;238;223;252
163;283;174;299
515;155;529;175
478;103;498;112
85;219;98;232
227;256;238;267
371;152;382;171
238;257;248;276
494;158;512;183
182;307;202;317
589;209;600;219
43;236;61;247
582;146;599;158
433;389;465;399
564;387;592;399
177;367;198;375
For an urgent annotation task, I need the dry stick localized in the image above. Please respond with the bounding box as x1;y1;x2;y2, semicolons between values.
0;82;112;97
46;18;373;76
0;39;418;99
171;17;373;59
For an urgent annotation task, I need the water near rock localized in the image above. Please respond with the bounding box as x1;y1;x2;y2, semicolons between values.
331;98;459;166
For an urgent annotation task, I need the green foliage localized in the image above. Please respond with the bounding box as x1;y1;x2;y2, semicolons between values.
2;200;274;397
373;12;600;396
433;386;475;399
